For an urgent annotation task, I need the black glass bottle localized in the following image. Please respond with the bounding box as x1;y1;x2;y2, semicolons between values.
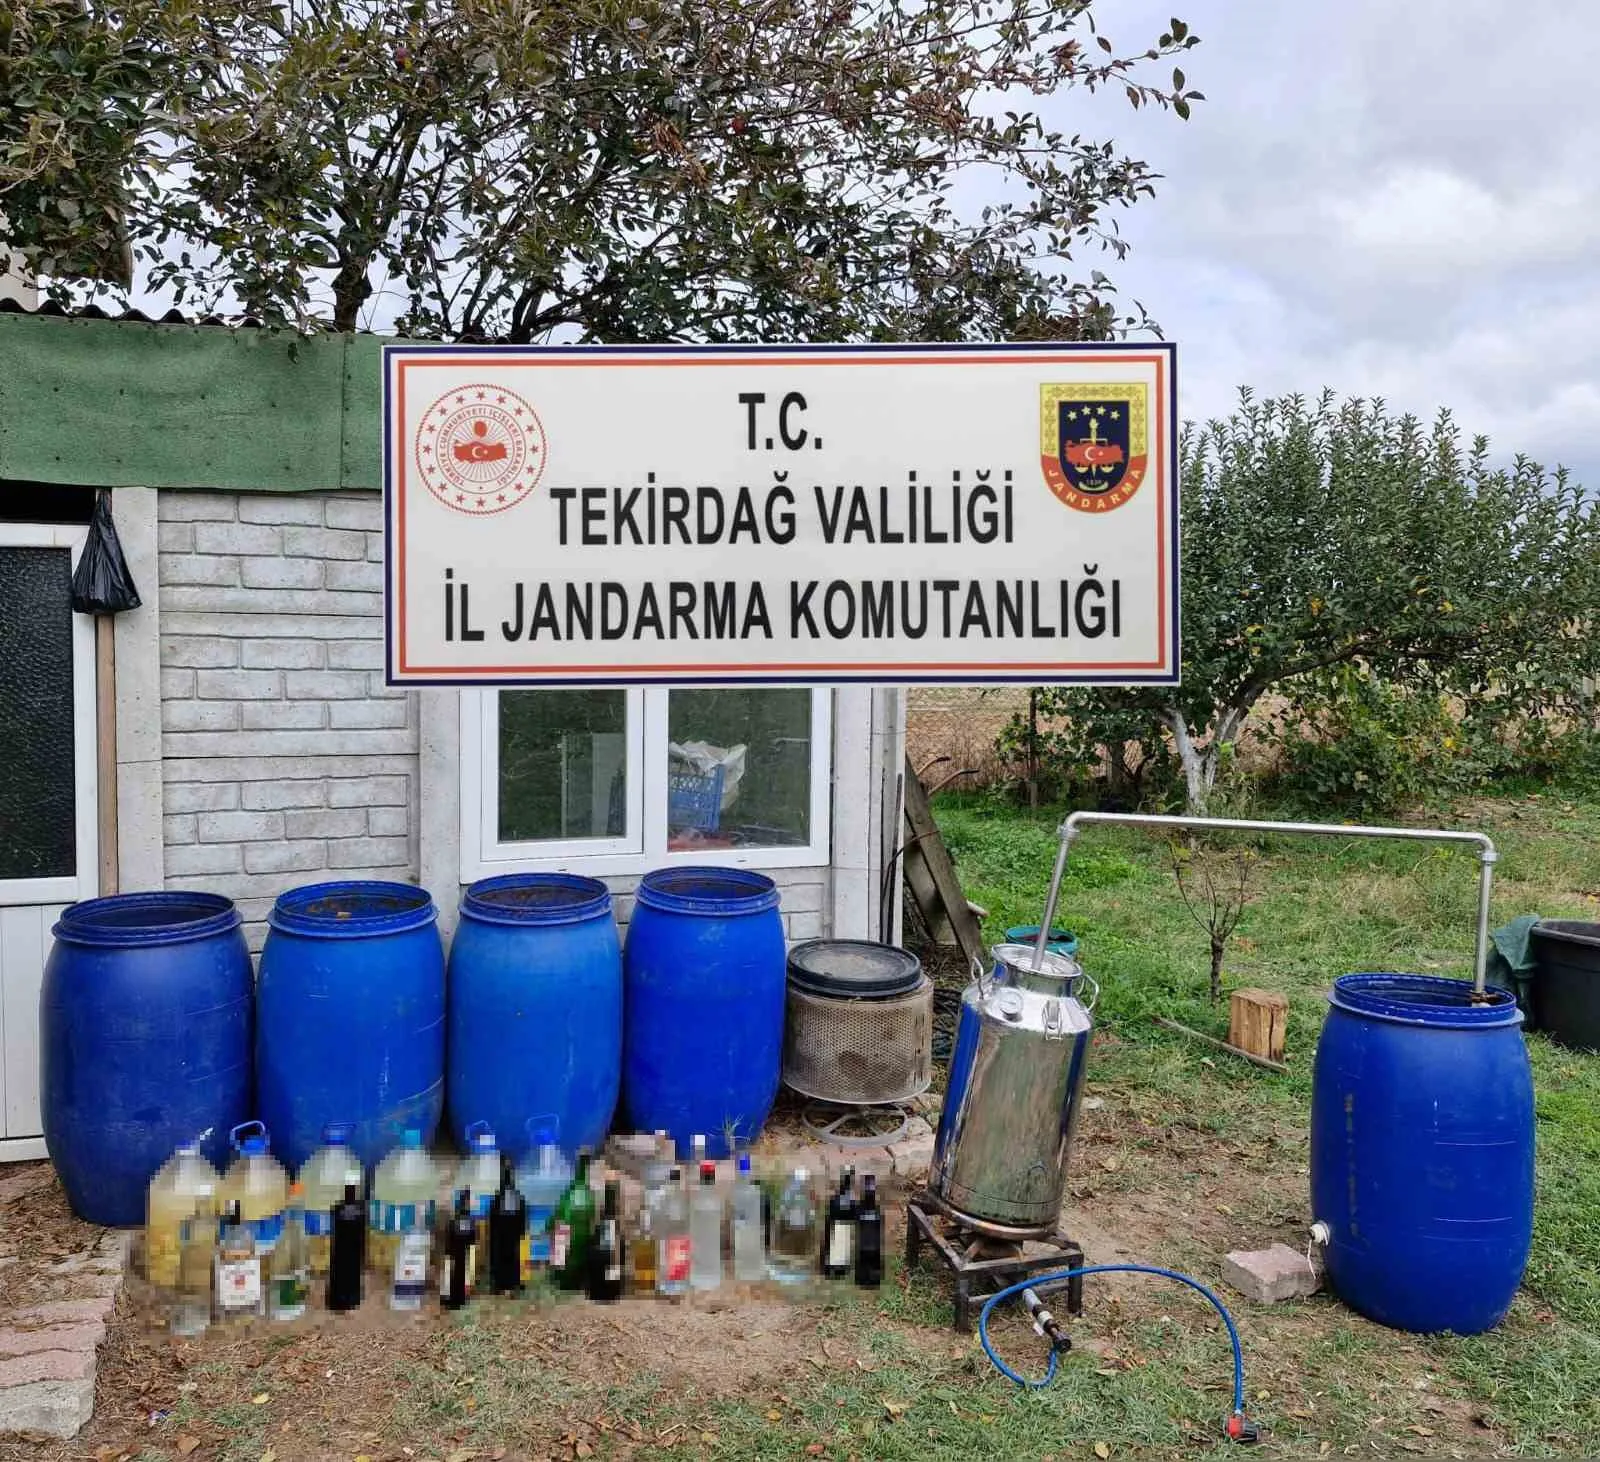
327;1182;366;1312
488;1153;527;1294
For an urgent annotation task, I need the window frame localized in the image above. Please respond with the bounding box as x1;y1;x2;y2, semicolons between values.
461;686;833;880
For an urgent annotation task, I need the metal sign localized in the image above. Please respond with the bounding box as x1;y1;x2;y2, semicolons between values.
382;342;1178;686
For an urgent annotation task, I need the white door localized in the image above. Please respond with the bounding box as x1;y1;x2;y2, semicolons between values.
0;522;97;1161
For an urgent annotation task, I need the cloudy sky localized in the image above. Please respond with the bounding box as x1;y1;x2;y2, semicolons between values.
1076;0;1600;485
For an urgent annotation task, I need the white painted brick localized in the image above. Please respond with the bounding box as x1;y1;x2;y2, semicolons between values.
157;521;194;552
165;782;240;813
244;841;329;875
163;728;416;759
327;640;384;671
163;612;378;642
367;806;408;837
160;555;240;588
325;558;383;592
161;587;379;616
163;700;239;732
197;669;282;700
165;843;245;876
367;674;407;699
286;670;370;700
325;496;383;531
160;494;236;522
198;810;284;843
242;557;324;590
194;521;282;556
332;836;410;866
329;776;408;806
162;813;197;845
285;807;366;839
241;780;327;811
366;533;385;563
238;496;325;525
242;702;325;731
242;639;324;670
165;755;409;783
323;863;414;886
786;911;823;940
329;700;408;730
282;525;367;560
162;635;239;668
160;668;196;699
777;882;824;915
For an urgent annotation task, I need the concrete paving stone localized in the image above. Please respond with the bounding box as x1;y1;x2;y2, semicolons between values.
12;1297;116;1326
1222;1243;1323;1304
0;1349;96;1387
0;1377;95;1440
0;1323;105;1357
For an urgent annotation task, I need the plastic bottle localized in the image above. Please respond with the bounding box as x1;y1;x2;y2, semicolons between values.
455;1121;502;1254
297;1124;364;1276
515;1125;572;1276
657;1168;691;1296
145;1136;220;1290
369;1129;438;1279
488;1154;527;1294
551;1151;597;1291
688;1160;723;1290
768;1168;818;1285
442;1190;476;1310
268;1184;309;1320
855;1174;883;1287
172;1211;217;1336
327;1183;365;1312
732;1154;766;1283
219;1121;289;1259
215;1200;263;1319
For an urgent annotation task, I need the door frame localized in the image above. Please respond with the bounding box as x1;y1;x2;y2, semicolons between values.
0;521;98;1159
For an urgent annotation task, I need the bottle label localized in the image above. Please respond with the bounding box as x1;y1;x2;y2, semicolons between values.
271;1271;307;1317
442;1252;473;1297
304;1210;333;1238
663;1236;691;1285
370;1200;435;1235
551;1222;571;1270
393;1233;429;1301
217;1257;261;1312
527;1207;555;1264
827;1222;855;1272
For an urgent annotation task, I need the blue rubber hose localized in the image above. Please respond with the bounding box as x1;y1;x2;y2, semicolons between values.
976;1263;1247;1424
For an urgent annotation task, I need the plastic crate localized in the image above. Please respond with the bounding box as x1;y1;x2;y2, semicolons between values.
668;764;725;832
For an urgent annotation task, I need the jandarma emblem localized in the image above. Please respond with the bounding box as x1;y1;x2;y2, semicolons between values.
1040;383;1149;512
416;384;547;515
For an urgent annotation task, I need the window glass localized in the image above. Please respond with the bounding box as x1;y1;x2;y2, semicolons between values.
667;689;813;852
498;690;628;843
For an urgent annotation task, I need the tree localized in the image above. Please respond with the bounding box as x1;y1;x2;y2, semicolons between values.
1024;390;1600;812
2;1;1203;336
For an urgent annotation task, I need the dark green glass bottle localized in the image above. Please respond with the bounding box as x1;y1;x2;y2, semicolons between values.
550;1151;596;1291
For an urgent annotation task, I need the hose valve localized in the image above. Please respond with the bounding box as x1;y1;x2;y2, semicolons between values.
1021;1287;1071;1353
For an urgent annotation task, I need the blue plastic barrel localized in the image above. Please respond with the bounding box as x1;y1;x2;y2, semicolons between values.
622;867;785;1159
1310;973;1533;1334
257;881;444;1171
447;873;622;1158
41;892;252;1226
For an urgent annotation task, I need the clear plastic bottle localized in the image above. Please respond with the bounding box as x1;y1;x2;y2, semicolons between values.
146;1136;220;1290
657;1169;691;1296
172;1211;217;1336
731;1154;767;1283
297;1124;364;1276
768;1168;818;1285
219;1121;289;1259
455;1121;502;1254
369;1129;438;1279
514;1126;571;1276
689;1160;724;1291
268;1183;309;1320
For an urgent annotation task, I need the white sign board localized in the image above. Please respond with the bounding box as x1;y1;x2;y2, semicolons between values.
383;342;1178;686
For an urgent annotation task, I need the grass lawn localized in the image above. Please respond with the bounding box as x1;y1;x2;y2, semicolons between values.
11;790;1600;1462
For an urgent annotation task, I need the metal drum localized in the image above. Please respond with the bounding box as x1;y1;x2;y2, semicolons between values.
930;943;1097;1234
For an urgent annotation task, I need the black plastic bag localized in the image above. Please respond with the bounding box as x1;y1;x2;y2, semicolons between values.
71;490;142;615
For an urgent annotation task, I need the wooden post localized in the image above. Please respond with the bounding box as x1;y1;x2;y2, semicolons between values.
1228;988;1289;1064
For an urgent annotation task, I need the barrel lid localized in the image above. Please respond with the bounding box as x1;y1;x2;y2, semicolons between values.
268;880;436;938
787;940;923;999
1329;972;1522;1029
53;891;241;948
636;866;779;916
461;872;611;927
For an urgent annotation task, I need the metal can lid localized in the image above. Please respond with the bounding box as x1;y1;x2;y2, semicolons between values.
787;939;923;999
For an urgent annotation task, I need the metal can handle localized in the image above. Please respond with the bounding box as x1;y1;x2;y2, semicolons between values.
972;954;991;1001
1043;997;1064;1039
1076;971;1101;1011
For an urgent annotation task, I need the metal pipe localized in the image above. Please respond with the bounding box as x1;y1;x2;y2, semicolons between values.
1044;811;1499;995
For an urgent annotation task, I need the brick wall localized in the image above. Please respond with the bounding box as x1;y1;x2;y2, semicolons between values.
157;491;417;948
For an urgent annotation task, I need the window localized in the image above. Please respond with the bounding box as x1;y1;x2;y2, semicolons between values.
462;688;831;877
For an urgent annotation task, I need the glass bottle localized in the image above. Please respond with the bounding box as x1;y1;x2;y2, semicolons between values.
854;1174;883;1287
488;1153;527;1294
689;1161;724;1291
588;1179;625;1303
768;1168;818;1285
821;1167;858;1279
215;1200;264;1319
657;1168;691;1296
442;1189;476;1310
327;1183;366;1312
551;1151;596;1291
630;1158;666;1294
268;1183;309;1320
731;1154;767;1283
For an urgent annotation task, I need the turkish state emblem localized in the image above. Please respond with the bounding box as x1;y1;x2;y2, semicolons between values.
416;383;547;516
1040;383;1149;512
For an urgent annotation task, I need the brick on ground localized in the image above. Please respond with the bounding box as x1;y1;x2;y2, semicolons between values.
1222;1242;1323;1304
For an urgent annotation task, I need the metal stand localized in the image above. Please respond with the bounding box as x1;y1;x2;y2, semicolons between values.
801;1100;911;1148
904;1190;1085;1332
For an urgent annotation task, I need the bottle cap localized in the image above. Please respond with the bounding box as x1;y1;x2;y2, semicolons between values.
669;1167;682;1182
401;1128;422;1148
467;1119;496;1151
794;1167;810;1182
737;1153;752;1175
289;1182;303;1198
322;1122;352;1145
699;1160;716;1183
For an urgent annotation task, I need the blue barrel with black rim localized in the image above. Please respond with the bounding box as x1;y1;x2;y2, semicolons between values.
622;867;786;1158
256;880;445;1171
41;891;253;1226
1310;972;1533;1334
447;873;622;1158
